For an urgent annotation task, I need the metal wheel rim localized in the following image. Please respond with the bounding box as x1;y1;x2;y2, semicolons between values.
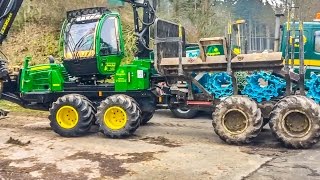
104;106;127;130
222;109;249;135
282;110;311;138
56;106;79;129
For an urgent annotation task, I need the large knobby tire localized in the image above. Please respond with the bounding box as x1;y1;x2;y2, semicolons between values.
69;94;97;124
269;95;320;149
49;94;93;137
141;110;155;125
170;107;199;119
0;80;3;99
212;96;263;145
96;94;141;138
259;102;275;127
0;60;9;80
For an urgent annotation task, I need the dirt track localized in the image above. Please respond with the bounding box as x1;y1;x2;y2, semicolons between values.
0;110;319;180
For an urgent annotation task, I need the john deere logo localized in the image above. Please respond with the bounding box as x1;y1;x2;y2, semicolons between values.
104;63;116;71
117;69;126;76
207;46;221;56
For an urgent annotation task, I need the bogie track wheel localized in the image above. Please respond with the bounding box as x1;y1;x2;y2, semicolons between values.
269;95;320;149
49;94;94;137
212;96;263;145
170;107;199;119
141;110;155;125
96;95;141;138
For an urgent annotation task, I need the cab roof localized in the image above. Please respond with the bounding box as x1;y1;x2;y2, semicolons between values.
66;7;110;21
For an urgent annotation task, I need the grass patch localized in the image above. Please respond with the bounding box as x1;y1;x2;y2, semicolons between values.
0;100;48;117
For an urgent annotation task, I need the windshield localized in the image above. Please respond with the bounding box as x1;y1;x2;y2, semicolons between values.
65;21;97;58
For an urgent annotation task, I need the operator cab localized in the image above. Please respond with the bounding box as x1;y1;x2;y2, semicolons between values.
62;7;124;80
280;13;320;78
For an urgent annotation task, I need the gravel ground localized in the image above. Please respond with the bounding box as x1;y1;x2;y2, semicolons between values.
0;110;319;180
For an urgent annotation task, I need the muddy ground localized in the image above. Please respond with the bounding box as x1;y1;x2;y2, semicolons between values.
0;110;319;180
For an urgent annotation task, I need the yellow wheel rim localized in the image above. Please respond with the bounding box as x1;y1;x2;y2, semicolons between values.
104;106;127;130
56;106;79;129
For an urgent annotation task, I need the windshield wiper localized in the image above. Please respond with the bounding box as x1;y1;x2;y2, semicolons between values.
72;31;94;59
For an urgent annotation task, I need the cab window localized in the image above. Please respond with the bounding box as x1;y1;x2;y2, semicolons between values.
100;17;120;56
315;31;320;53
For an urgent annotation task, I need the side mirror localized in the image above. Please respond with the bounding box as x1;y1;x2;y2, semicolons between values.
48;56;55;63
100;46;112;56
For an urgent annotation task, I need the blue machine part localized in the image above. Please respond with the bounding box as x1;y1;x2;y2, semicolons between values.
306;73;320;103
241;71;286;103
205;72;233;99
192;73;210;93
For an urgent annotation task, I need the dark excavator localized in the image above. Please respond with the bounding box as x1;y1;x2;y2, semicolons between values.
0;0;24;116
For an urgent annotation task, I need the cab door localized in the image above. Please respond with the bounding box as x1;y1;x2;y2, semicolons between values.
313;30;320;62
304;28;320;77
96;15;125;75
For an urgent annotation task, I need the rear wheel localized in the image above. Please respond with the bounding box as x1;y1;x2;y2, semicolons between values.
96;94;141;138
212;96;263;145
49;94;93;137
170;107;198;119
270;95;320;149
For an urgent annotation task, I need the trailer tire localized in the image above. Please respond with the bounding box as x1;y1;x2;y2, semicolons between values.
141;111;155;125
170;107;198;119
49;94;93;137
269;95;320;149
212;96;263;145
96;94;141;138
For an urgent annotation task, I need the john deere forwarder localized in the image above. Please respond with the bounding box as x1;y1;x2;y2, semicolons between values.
1;0;159;138
1;0;320;149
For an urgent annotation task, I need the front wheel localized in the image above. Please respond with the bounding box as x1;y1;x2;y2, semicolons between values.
270;95;320;149
49;94;94;137
96;94;141;138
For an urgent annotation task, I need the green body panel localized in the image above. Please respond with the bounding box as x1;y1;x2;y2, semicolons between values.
98;55;123;74
132;59;152;69
20;57;69;93
115;60;151;91
96;13;125;75
281;22;320;78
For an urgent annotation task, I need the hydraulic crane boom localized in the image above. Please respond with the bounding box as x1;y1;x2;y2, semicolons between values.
0;0;24;45
112;0;157;58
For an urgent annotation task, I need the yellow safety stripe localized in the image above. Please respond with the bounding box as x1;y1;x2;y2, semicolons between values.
64;50;95;59
288;59;320;67
30;65;50;71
